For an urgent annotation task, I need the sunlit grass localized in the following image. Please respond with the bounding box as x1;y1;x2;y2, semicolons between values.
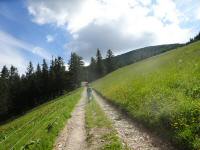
0;89;82;150
93;41;200;150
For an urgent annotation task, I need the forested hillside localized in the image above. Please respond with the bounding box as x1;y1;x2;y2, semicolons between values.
0;55;85;122
87;44;182;82
0;43;183;122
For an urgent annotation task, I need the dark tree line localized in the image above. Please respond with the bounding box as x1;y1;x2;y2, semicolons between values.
0;54;84;122
0;48;116;122
187;32;200;44
88;49;116;82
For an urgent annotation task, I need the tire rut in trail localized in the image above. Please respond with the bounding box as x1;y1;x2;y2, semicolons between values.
92;90;175;150
54;88;87;150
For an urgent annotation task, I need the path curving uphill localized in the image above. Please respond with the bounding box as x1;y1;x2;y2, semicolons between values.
93;90;175;150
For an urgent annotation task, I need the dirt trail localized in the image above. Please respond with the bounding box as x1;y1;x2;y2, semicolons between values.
54;88;87;150
93;90;175;150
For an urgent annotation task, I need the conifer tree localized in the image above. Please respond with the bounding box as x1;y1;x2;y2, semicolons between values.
105;49;115;73
8;66;20;112
0;55;87;121
26;62;34;78
25;61;36;106
35;64;42;103
0;66;10;116
68;53;84;89
96;49;105;78
1;65;9;79
41;59;49;100
89;57;97;81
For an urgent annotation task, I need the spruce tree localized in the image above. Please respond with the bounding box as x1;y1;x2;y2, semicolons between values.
57;57;66;94
68;53;84;89
1;65;9;79
106;49;115;73
36;64;42;75
35;64;42;103
10;66;18;79
53;57;66;95
42;59;48;76
25;61;36;107
89;57;97;81
49;58;56;97
96;49;105;78
26;62;34;78
0;66;10;116
41;59;49;100
9;66;20;113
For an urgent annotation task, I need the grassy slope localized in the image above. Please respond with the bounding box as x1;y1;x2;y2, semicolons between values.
0;89;82;150
113;44;181;68
93;41;200;150
85;98;125;150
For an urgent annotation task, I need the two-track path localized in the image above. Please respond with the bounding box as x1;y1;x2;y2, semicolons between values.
54;88;175;150
93;90;175;150
54;88;87;150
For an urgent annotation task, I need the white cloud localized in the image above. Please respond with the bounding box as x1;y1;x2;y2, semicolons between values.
32;46;51;59
0;44;26;73
197;8;200;20
0;30;51;73
28;0;197;61
46;34;54;43
175;0;200;21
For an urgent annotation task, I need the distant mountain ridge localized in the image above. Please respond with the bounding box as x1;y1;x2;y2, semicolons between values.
86;43;183;82
113;44;183;68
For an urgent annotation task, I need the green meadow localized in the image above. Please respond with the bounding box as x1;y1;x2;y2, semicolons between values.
93;42;200;149
0;89;82;150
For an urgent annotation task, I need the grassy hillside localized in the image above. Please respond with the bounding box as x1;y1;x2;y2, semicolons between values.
93;41;200;150
0;89;82;150
113;44;182;68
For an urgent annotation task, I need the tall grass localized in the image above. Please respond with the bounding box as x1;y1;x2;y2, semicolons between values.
93;41;200;150
0;89;82;150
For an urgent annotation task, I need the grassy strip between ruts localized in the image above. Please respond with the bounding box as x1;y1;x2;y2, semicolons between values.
93;41;200;150
0;88;82;150
85;97;128;150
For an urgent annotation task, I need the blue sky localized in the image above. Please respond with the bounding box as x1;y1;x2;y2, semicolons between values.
0;0;200;73
0;0;72;73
